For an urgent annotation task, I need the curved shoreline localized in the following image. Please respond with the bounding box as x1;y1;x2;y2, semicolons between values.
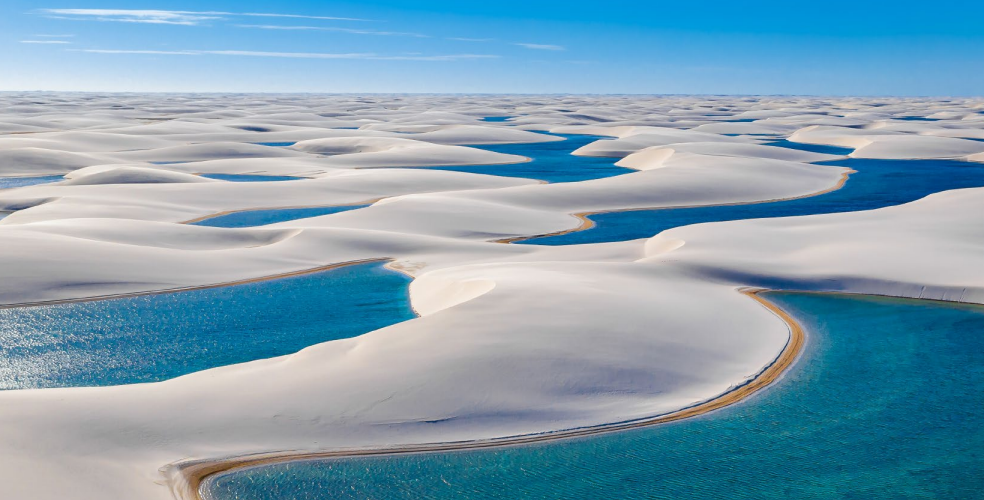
0;258;391;310
164;287;805;500
495;169;854;244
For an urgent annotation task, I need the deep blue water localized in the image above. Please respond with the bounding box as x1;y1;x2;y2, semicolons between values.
0;262;414;389
202;174;305;182
763;140;856;156
423;134;634;183
0;175;63;190
255;142;297;147
190;205;369;228
204;293;984;500
480;116;513;122
523;158;984;245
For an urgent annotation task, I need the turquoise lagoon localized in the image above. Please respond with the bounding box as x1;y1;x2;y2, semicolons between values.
0;262;414;389
204;293;984;500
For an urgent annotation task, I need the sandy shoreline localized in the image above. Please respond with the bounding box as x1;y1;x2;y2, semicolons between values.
165;287;805;500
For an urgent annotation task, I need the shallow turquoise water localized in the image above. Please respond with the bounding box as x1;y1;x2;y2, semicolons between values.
190;205;369;228
202;174;304;182
0;262;414;389
0;175;63;190
524;158;984;245
424;134;634;183
204;293;984;500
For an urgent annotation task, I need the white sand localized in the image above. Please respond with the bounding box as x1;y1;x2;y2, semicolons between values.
0;94;982;499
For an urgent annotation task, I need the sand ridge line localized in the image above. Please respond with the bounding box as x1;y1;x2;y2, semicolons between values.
164;287;804;500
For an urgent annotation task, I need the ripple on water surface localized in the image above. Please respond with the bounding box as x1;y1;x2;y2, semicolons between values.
204;293;984;499
0;262;414;389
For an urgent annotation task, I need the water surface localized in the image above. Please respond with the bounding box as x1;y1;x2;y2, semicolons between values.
0;175;63;190
424;134;633;183
763;140;855;156
190;205;369;228
0;262;413;389
204;293;984;500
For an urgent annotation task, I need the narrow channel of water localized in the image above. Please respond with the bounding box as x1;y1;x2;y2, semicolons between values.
0;175;63;190
190;205;369;228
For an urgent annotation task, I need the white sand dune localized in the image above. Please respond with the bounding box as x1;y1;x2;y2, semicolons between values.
0;148;113;176
789;124;984;159
62;166;218;185
0;94;983;500
571;129;748;158
0;168;537;224
108;142;313;163
618;141;843;163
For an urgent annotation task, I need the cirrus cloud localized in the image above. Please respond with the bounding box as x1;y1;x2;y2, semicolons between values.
515;43;565;51
73;48;499;61
38;9;371;26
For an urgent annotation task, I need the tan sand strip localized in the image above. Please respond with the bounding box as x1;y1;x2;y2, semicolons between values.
164;287;804;500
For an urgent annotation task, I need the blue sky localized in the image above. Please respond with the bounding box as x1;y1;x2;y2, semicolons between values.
2;1;983;95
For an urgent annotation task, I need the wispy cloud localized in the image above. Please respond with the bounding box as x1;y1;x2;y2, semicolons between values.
237;24;428;38
20;40;72;44
41;9;222;25
73;48;498;61
515;43;565;51
239;12;370;22
448;37;495;43
74;49;203;55
38;9;371;26
374;54;499;61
